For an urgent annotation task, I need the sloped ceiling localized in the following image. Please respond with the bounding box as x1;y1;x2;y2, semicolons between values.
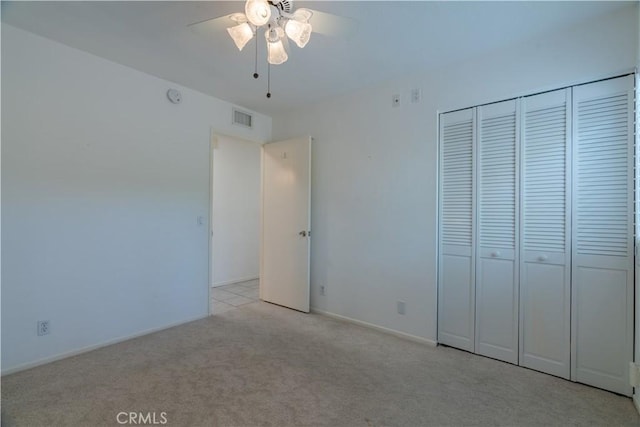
1;1;630;115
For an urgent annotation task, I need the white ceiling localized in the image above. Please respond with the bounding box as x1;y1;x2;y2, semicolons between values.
1;1;630;115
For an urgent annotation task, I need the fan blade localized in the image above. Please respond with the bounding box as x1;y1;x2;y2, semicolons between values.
189;9;358;39
308;10;358;39
188;15;236;37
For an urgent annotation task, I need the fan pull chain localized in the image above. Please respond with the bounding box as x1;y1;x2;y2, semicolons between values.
266;62;271;98
253;30;259;79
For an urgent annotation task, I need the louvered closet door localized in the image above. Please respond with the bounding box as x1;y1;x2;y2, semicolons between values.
572;75;634;396
520;89;571;379
475;100;519;364
438;108;475;352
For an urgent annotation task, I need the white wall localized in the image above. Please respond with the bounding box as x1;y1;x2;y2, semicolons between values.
272;4;639;343
212;135;261;286
1;25;272;373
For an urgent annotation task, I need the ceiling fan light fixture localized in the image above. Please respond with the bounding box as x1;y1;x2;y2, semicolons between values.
208;1;335;97
227;22;255;51
245;0;272;27
285;19;312;48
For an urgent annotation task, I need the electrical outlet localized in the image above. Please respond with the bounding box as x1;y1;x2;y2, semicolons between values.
37;320;50;336
397;301;406;315
320;285;326;296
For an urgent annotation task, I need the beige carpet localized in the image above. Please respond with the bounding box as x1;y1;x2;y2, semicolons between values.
2;301;639;426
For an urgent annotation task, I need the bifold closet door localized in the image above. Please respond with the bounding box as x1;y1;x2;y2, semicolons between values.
438;108;475;352
475;100;519;364
519;89;571;379
571;75;634;396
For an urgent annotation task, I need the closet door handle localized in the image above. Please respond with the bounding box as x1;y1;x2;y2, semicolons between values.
491;251;501;258
537;255;548;262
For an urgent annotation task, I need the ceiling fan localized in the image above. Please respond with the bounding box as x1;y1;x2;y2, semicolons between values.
189;0;356;98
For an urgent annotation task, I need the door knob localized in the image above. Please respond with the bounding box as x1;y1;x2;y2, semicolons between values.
299;230;307;237
491;251;501;258
537;255;548;262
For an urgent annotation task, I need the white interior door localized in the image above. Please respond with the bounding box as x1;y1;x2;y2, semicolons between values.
438;108;476;352
571;75;634;396
261;136;311;313
475;99;519;364
519;89;571;379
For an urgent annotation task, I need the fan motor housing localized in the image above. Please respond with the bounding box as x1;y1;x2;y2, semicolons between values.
269;0;293;14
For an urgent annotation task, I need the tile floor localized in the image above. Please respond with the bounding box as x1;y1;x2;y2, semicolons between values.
210;279;260;314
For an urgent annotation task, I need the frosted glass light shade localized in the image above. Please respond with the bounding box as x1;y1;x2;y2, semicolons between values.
285;20;312;48
245;0;271;27
266;39;288;64
264;29;288;65
227;22;254;51
229;13;248;23
292;8;313;22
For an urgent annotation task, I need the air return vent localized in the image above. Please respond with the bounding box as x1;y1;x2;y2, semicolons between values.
232;108;253;129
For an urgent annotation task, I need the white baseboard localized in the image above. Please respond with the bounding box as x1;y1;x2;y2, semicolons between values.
1;314;209;376
310;307;438;347
634;393;640;415
212;276;259;288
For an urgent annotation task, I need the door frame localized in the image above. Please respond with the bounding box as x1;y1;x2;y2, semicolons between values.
208;128;264;316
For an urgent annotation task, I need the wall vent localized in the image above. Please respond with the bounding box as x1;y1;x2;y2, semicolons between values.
232;108;253;129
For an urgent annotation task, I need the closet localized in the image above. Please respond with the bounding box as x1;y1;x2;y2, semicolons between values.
438;75;635;396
